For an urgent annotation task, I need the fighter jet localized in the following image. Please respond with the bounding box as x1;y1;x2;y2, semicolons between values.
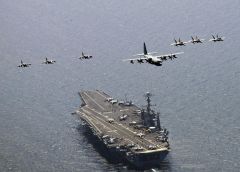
188;36;204;44
209;34;225;42
18;60;31;67
171;38;188;46
123;42;183;66
42;57;56;64
79;52;92;59
136;132;145;138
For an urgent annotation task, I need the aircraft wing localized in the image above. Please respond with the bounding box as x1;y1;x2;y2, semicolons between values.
148;52;158;55
155;52;184;58
123;57;148;62
132;52;157;56
133;53;145;57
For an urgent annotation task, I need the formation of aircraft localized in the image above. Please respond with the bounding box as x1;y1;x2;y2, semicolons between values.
18;60;31;67
209;34;225;42
188;36;204;44
171;38;188;46
18;51;93;68
42;57;56;64
123;42;184;66
17;34;225;68
171;34;224;46
79;52;92;59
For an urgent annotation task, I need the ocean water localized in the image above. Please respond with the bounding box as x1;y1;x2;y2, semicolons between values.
0;0;240;171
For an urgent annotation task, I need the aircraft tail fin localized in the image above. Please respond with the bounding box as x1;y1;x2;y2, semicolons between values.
212;35;215;39
174;38;177;43
82;52;84;57
21;60;23;64
191;36;194;40
143;42;148;55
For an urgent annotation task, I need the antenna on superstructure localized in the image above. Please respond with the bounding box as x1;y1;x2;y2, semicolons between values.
144;92;155;116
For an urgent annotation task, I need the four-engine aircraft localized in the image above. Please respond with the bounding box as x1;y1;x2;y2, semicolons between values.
188;36;204;44
42;57;56;64
171;38;188;46
123;43;184;66
209;34;225;42
79;52;92;59
18;60;31;67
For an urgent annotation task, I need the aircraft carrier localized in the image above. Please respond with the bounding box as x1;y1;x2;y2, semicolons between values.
75;90;170;169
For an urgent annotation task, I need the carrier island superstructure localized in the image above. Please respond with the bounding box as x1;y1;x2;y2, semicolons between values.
75;90;170;169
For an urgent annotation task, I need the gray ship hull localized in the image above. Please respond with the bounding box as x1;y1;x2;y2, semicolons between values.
75;90;170;169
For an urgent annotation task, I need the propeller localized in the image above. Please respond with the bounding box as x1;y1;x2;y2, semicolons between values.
137;59;144;63
161;56;167;61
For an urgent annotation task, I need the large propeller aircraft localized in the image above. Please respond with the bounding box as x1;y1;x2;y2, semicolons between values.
79;52;92;59
42;57;56;64
188;36;204;44
18;60;31;67
171;38;188;46
209;34;225;42
123;42;184;66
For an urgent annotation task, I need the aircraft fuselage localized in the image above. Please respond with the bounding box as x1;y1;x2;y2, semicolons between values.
213;38;224;42
192;39;202;43
175;42;185;46
145;55;162;66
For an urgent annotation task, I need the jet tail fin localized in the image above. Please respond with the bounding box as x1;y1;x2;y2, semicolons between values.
143;42;148;55
82;52;84;57
212;35;215;39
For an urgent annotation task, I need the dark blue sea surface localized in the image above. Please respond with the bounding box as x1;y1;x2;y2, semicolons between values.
0;1;240;171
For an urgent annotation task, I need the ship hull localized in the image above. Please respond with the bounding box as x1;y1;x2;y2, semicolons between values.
80;118;169;169
126;150;169;169
76;90;170;170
